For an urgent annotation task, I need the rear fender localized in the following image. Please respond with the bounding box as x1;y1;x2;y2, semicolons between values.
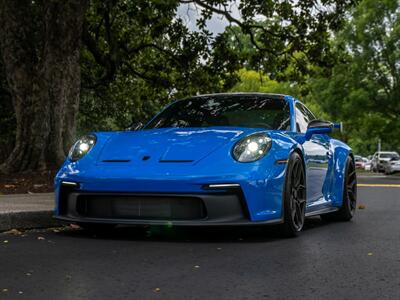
330;140;352;207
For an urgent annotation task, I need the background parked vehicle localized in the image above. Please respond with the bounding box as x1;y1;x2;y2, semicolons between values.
355;155;366;169
371;151;400;172
363;157;372;171
355;155;371;171
382;156;400;175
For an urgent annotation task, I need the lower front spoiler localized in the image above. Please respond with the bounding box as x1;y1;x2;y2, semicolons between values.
53;215;283;227
55;186;283;227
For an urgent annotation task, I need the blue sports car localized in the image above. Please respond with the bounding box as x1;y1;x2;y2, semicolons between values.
54;93;357;236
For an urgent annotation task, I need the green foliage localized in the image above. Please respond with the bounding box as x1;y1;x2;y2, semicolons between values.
78;0;240;133
230;69;300;95
305;0;400;156
211;0;356;81
0;0;361;164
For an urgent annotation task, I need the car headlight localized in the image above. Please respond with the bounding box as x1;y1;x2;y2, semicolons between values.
68;135;97;162
232;133;272;162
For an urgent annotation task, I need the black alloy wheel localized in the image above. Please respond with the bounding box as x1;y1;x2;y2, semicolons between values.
280;152;306;237
321;156;357;221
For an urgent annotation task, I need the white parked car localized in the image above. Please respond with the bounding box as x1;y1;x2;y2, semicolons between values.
363;158;372;171
371;151;400;173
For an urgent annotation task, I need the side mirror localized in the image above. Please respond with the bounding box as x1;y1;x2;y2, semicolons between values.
305;120;334;140
126;122;144;131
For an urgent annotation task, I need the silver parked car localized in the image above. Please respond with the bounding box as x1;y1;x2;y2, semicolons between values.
383;155;400;175
371;151;400;173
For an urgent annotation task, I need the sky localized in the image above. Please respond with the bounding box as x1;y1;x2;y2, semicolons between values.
176;2;241;35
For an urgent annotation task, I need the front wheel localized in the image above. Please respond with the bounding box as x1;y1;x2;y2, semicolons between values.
321;156;357;222
280;152;306;237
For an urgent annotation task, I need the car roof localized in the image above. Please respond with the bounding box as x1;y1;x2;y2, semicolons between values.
189;92;288;101
378;151;398;154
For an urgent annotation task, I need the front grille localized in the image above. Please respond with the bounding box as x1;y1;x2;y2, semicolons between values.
75;194;206;220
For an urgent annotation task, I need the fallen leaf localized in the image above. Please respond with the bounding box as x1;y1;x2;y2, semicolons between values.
18;291;23;294
69;224;80;229
2;289;8;293
4;184;16;188
358;205;366;209
153;288;161;293
37;236;45;240
4;229;22;236
26;272;32;276
33;184;45;189
217;247;222;251
368;252;373;256
52;229;60;233
194;265;200;269
3;240;8;244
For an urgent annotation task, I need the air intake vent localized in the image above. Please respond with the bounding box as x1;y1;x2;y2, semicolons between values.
76;194;206;220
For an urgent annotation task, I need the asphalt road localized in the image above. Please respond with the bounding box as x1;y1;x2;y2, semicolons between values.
1;175;399;299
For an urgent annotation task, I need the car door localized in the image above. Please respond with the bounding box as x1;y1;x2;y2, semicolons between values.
295;102;330;205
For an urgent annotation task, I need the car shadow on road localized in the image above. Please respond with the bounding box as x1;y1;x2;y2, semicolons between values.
57;216;334;243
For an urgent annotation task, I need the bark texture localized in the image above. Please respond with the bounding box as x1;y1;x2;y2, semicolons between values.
0;0;88;173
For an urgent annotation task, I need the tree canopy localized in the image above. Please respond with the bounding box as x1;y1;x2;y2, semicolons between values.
4;0;395;173
305;0;400;155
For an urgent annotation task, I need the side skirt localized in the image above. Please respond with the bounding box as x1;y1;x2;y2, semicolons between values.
305;207;338;217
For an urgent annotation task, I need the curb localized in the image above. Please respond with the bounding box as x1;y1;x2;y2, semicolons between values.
0;210;63;232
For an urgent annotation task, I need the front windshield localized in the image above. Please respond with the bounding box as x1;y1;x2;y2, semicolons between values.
145;96;291;130
380;153;400;159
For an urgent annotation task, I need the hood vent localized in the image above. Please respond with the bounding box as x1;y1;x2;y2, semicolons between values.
102;159;131;163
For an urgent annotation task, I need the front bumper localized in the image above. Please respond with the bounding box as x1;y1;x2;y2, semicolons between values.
388;164;400;173
54;183;283;226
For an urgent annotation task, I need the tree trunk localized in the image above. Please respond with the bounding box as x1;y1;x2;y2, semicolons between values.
0;0;87;173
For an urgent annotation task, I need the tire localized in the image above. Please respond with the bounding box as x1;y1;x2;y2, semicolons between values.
279;152;306;237
77;223;116;232
321;156;357;222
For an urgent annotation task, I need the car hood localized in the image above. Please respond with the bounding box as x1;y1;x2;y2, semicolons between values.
97;127;248;163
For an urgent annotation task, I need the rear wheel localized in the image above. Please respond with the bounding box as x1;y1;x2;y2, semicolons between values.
280;152;306;237
321;156;357;221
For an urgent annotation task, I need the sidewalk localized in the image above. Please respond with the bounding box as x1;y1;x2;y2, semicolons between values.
0;193;62;232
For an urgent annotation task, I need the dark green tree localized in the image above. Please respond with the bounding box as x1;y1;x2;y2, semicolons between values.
305;0;400;155
0;0;356;173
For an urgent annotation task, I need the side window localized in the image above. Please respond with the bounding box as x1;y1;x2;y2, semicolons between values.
301;104;316;122
295;104;308;133
295;102;316;133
